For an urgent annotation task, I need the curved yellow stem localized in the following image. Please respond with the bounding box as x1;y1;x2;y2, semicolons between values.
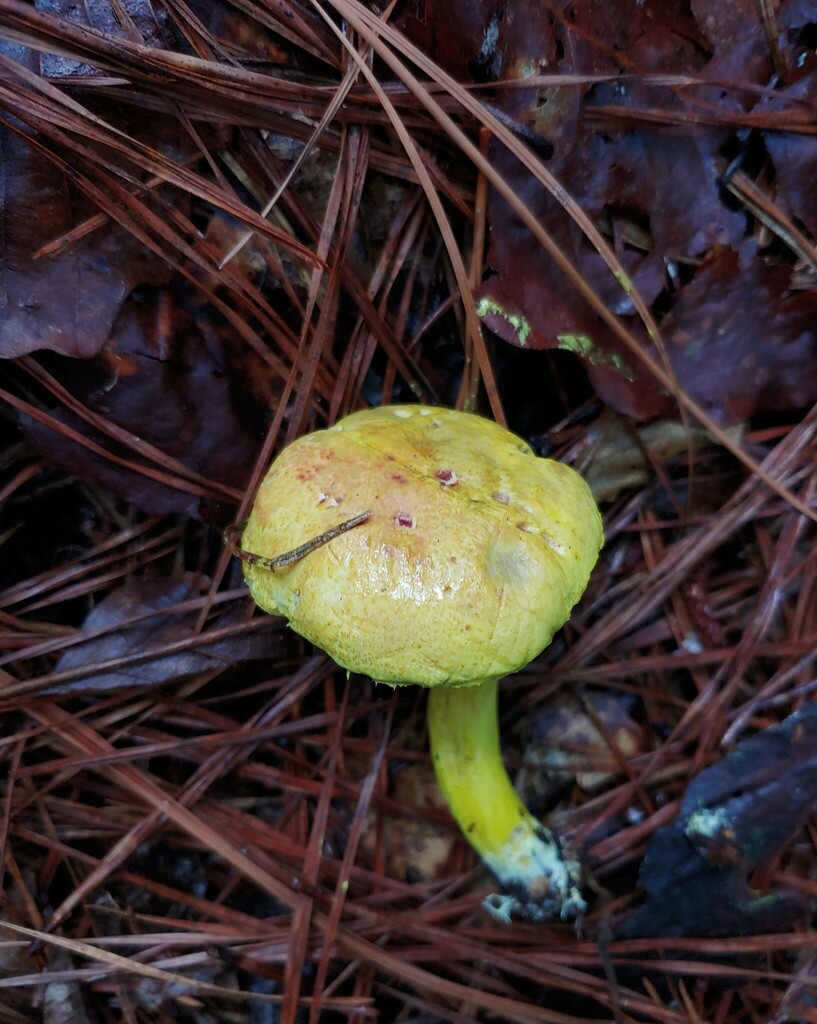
427;679;585;922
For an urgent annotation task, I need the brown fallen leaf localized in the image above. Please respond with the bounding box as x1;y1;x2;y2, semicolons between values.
406;0;817;423
763;52;817;237
521;691;645;801
19;282;269;522
42;575;280;696
580;415;743;503
0;116;171;360
661;244;817;424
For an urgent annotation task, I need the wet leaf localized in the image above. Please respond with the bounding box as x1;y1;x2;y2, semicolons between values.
764;52;817;236
0;117;171;360
409;0;817;422
580;416;742;502
522;691;645;799
185;0;294;62
662;245;817;424
45;575;280;696
20;285;268;522
0;2;179;360
618;703;817;938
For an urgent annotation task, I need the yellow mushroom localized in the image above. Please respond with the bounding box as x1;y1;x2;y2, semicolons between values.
237;405;603;921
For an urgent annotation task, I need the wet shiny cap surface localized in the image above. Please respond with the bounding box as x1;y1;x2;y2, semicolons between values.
241;405;603;687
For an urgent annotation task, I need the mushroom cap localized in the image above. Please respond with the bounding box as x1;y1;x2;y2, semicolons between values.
242;405;602;687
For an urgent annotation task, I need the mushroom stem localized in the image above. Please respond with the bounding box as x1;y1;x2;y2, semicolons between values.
427;679;586;923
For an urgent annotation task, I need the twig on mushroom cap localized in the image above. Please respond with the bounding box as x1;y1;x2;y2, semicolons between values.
224;511;371;570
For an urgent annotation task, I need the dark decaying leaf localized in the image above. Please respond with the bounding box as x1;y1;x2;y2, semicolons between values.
405;0;817;422
662;245;817;424
38;0;172;56
0;116;172;360
45;575;280;696
617;703;817;938
763;51;817;236
20;285;268;522
0;0;183;359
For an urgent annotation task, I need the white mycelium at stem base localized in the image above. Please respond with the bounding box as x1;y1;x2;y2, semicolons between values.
427;678;585;921
240;405;603;920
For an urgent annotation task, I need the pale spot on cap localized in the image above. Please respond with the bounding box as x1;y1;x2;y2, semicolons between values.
436;469;458;486
485;539;538;588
